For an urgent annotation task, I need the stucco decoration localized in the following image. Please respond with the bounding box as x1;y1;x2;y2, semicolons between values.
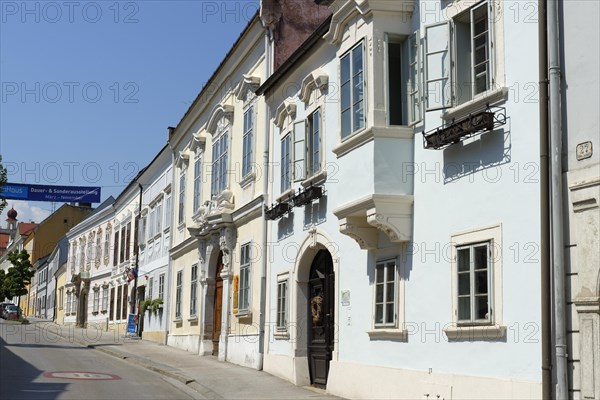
324;0;416;45
339;217;378;250
234;74;261;102
300;69;329;104
190;132;206;153
334;194;414;244
206;104;234;135
274;100;297;129
175;149;191;168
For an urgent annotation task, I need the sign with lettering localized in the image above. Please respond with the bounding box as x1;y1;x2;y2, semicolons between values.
0;183;101;203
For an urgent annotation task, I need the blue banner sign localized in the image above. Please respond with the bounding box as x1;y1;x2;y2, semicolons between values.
0;183;101;203
127;314;138;335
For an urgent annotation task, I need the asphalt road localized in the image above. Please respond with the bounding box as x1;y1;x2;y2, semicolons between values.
0;319;194;400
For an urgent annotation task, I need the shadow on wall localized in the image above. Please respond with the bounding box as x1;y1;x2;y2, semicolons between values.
443;122;512;184
303;195;327;229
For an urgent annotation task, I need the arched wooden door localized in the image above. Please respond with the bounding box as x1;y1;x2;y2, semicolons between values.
308;250;335;388
212;252;224;356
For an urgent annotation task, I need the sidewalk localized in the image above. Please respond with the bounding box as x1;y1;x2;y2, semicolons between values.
28;318;338;400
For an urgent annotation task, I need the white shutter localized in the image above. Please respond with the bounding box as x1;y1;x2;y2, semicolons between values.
293;121;305;182
425;21;452;111
408;30;422;124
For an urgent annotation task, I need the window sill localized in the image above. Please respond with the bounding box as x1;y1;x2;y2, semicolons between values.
177;222;186;231
239;172;256;189
301;170;327;188
367;328;408;342
441;87;508;121
234;310;251;318
173;317;183;323
187;316;198;322
332;126;414;158
276;188;295;203
274;331;289;340
444;324;507;340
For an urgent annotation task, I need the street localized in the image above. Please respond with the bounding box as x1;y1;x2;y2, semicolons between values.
0;319;193;400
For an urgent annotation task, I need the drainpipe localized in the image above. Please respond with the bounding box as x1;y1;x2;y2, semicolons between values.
134;183;142;336
548;1;568;398
538;1;552;397
258;27;273;371
165;127;177;345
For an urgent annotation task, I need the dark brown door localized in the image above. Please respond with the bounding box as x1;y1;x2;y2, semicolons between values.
308;250;335;388
212;252;224;356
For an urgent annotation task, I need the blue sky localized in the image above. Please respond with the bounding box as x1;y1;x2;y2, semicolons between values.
0;0;259;224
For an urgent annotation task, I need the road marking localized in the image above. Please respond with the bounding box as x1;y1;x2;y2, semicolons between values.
43;371;122;380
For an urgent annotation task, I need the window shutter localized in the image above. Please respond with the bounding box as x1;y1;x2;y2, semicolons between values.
408;31;422;124
424;21;453;111
293;121;305;182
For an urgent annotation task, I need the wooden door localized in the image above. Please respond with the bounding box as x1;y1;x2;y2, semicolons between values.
308;250;335;388
212;252;224;356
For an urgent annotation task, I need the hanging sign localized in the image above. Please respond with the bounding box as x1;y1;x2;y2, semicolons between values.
0;182;101;203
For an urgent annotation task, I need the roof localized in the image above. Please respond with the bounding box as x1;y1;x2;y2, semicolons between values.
170;12;261;137
18;222;37;236
83;196;115;220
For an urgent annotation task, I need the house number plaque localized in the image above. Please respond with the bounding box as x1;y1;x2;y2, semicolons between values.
576;141;593;161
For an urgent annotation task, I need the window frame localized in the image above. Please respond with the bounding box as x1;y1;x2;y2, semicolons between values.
373;259;398;328
211;127;230;197
306;108;322;178
238;243;251;313
280;133;292;193
340;40;366;140
175;270;182;320
147;276;153;301
190;264;198;318
446;224;505;340
275;272;289;339
101;286;108;312
158;273;165;300
242;105;254;179
193;152;202;213
456;241;492;325
178;167;187;225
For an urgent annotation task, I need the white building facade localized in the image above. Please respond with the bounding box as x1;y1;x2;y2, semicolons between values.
259;0;544;398
137;145;173;344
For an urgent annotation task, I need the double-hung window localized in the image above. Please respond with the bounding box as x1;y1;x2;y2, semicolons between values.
193;154;202;212
457;242;491;324
276;279;287;331
101;286;108;311
238;243;251;312
281;134;292;193
178;168;186;225
164;194;171;230
374;260;397;327
306;109;321;177
175;270;182;319
242;106;254;178
211;130;229;196
190;265;198;317
155;202;162;235
425;1;495;110
158;273;165;300
147;277;153;300
341;41;365;139
93;289;100;313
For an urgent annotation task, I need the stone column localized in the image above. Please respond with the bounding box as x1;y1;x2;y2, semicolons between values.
574;298;600;400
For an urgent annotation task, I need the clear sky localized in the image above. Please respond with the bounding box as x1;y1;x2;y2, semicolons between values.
0;0;259;224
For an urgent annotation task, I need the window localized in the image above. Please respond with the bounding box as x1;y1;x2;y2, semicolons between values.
102;286;108;311
93;289;100;313
190;265;198;317
175;270;182;319
95;232;102;264
116;284;122;320
239;243;251;312
340;41;365;139
113;230;119;266
109;287;115;321
164;195;172;229
155;203;162;235
58;287;64;310
387;32;421;126
70;292;77;315
306;109;321;177
374;260;397;327
104;230;110;261
65;292;70;314
148;208;155;238
147;277;153;301
178;168;186;224
158;273;165;300
446;224;504;340
242;106;254;178
425;1;495;110
211;129;229;196
276;279;288;331
281;134;291;192
457;242;491;323
125;222;131;261
138;216;146;244
122;284;128;319
193;154;202;212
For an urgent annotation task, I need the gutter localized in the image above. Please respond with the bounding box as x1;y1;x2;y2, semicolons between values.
547;0;568;398
257;27;273;371
538;1;552;397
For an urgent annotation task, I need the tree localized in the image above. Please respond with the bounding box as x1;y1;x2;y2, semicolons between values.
5;250;34;308
0;270;9;302
0;154;7;214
